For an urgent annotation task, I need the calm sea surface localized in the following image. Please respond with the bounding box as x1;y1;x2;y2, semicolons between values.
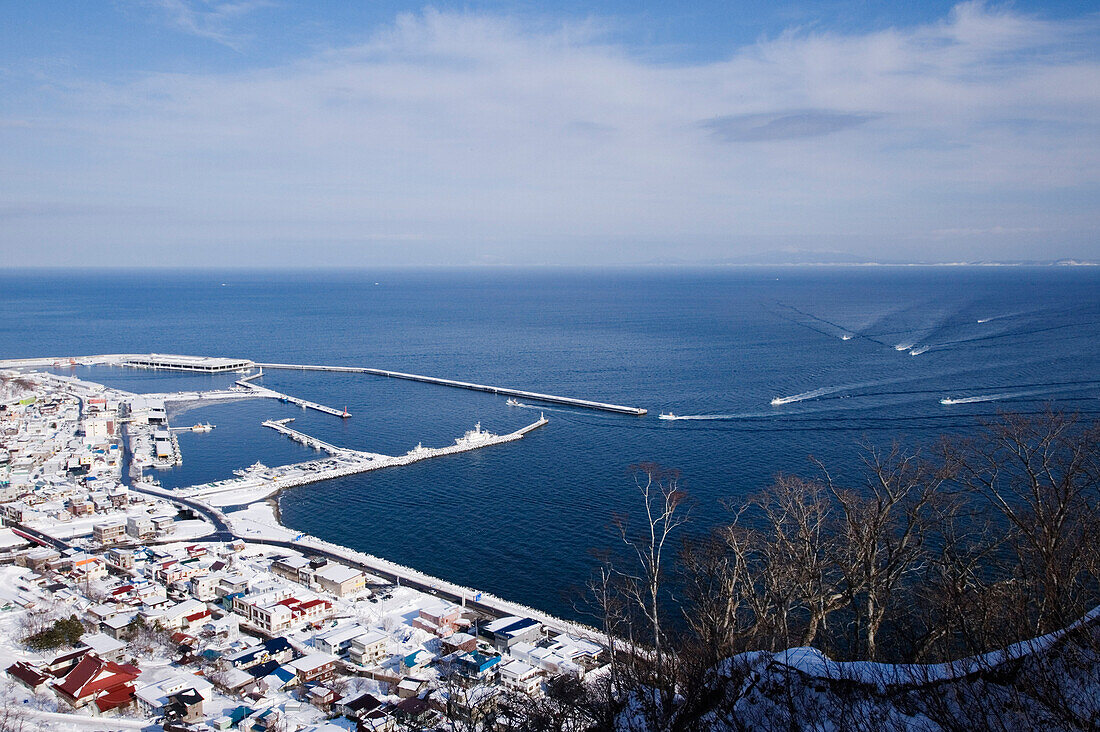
3;267;1099;621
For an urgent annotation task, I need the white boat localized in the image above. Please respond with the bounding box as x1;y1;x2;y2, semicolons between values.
506;398;524;407
191;423;214;432
659;412;677;420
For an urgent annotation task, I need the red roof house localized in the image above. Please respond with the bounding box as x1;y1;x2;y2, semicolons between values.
52;654;141;711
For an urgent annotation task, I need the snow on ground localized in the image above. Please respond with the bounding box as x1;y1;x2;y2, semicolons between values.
203;481;282;507
225;502;298;541
0;527;31;549
164;518;216;540
27;507;215;541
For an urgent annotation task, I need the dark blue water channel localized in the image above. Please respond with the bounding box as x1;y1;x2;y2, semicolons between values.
3;267;1099;621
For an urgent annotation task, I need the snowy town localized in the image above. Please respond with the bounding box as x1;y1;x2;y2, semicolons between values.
0;363;609;732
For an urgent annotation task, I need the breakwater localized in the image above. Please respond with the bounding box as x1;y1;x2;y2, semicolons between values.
256;361;647;415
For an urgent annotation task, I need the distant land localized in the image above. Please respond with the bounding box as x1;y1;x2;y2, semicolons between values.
643;250;1098;267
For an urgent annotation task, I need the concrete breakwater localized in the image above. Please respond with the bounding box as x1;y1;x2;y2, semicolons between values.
174;415;549;502
255;361;648;415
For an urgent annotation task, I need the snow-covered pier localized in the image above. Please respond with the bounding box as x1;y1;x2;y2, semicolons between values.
262;418;345;453
236;377;349;418
256;361;648;415
173;416;549;505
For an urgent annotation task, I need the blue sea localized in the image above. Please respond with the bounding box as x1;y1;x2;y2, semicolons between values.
3;267;1099;622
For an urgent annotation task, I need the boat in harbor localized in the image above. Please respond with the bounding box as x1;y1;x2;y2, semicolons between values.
659;412;677;420
191;423;214;432
506;398;525;407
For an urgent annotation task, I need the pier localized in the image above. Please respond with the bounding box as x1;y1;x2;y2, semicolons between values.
175;416;549;504
262;418;345;453
255;361;647;415
235;378;350;418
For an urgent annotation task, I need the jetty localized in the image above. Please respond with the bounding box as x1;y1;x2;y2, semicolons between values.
174;416;548;504
234;376;350;418
262;418;345;453
256;361;647;415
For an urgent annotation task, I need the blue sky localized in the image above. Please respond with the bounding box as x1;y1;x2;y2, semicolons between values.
2;1;1098;266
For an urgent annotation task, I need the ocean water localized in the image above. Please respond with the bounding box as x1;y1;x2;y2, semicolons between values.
3;267;1099;622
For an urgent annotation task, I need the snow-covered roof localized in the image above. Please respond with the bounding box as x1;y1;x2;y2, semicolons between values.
80;632;126;657
288;652;336;674
135;672;214;707
314;563;363;584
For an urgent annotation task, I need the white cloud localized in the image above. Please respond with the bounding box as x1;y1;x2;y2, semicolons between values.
146;0;272;50
2;2;1099;265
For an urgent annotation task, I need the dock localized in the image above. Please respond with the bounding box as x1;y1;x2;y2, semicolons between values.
255;362;647;415
174;416;549;505
262;418;345;453
235;377;350;418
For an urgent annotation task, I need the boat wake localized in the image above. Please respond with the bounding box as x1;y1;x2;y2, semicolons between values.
894;342;915;351
909;346;930;356
941;393;1022;405
977;310;1031;324
771;385;853;406
940;385;1087;405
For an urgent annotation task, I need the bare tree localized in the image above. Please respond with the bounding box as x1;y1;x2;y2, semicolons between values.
950;410;1100;635
610;463;691;725
819;444;947;660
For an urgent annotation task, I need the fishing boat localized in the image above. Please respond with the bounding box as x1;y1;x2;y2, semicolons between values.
659;412;677;420
191;423;214;432
506;398;524;407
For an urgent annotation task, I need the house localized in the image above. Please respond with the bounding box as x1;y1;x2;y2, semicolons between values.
441;632;478;655
270;555;313;583
7;661;51;692
396;677;429;699
154;557;208;585
164;687;206;723
225;637;295;670
411;601;462;638
510;635;603;678
393;697;434;727
453;651;502;684
400;649;433;675
152;515;176;535
482;616;542;652
287;652;337;685
107;547;134;570
234;591;333;633
314;624;369;658
80;632;128;663
93;520;126;544
190;572;222;601
336;691;382;720
134;673;214;720
314;563;366;597
308;685;337;710
199;614;240;644
145;598;210;631
44;647;91;677
102;612;138;640
347;629;388;667
52;654;141;712
71;554;108;582
127;515;154;539
500;659;543;696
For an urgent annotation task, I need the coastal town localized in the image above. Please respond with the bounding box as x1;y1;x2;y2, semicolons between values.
0;356;609;732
